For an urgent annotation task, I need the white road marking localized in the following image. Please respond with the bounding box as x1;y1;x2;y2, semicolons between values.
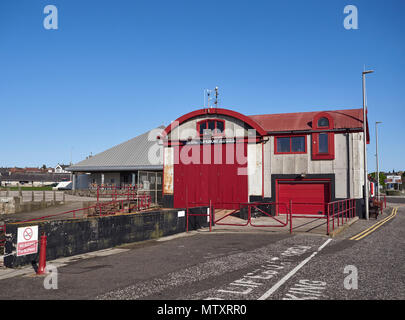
283;279;327;300
257;239;332;300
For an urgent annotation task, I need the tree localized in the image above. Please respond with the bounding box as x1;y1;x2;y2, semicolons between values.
370;172;386;187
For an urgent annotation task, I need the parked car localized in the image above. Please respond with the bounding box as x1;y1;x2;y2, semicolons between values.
52;181;72;190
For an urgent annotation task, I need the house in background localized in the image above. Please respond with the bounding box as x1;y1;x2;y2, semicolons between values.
54;164;70;174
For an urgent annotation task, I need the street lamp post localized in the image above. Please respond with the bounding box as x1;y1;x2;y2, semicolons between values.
362;70;374;220
375;121;382;200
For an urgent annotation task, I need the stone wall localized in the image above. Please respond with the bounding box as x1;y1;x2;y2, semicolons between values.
3;206;210;268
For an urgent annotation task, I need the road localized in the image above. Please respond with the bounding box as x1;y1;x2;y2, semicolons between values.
0;204;403;301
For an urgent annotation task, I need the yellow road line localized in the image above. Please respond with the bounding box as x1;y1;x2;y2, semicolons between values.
349;207;398;241
349;208;395;240
354;208;398;241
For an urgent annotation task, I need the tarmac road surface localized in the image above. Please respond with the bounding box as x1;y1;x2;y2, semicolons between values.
0;204;403;300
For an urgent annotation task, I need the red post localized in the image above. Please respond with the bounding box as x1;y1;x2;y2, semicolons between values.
37;233;47;275
97;186;99;203
345;200;348;223
289;200;293;234
342;201;344;225
186;188;189;232
327;203;330;235
352;199;356;218
209;200;212;232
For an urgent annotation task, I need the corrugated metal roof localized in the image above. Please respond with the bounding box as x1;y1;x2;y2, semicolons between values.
248;108;364;132
67;126;164;172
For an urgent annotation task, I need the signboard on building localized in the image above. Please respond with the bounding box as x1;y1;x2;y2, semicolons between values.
17;226;38;256
385;176;402;184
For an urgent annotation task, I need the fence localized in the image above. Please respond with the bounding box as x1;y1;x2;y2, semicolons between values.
185;198;359;235
0;190;65;202
186;201;212;232
326;199;356;234
0;224;5;249
186;201;290;229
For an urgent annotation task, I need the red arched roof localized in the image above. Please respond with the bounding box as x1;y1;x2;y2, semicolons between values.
161;108;267;138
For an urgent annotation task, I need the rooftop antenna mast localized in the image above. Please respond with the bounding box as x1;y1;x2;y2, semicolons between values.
205;89;212;108
214;86;219;108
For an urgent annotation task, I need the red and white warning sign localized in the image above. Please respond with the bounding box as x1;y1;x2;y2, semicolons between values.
17;226;38;256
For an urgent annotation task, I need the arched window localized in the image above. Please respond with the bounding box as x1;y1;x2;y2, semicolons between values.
317;117;329;128
312;113;334;160
197;119;225;136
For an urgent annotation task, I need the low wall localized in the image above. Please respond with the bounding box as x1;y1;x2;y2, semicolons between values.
3;206;209;268
0;197;65;215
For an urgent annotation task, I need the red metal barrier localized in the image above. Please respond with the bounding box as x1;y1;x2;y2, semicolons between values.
96;185;138;202
186;200;212;232
249;203;289;227
0;224;6;248
212;202;290;228
327;199;356;235
287;199;356;235
213;202;250;227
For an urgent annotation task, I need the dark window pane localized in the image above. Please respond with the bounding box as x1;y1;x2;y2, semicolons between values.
216;121;224;133
277;137;290;153
291;136;305;152
318;117;329;127
199;122;206;135
208;120;215;131
319;133;329;153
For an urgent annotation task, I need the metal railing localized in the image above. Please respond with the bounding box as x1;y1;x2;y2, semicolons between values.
0;224;5;248
207;201;290;228
327;199;356;234
184;198;358;235
185;200;212;232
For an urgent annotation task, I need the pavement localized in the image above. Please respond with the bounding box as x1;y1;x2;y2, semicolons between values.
0;202;403;300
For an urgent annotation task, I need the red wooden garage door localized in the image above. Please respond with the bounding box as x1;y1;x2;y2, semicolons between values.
173;143;248;209
277;181;330;215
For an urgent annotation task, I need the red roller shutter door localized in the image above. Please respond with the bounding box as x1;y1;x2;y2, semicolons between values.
277;181;330;215
173;143;248;209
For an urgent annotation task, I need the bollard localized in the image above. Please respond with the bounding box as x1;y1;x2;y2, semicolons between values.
32;191;34;202
37;233;47;275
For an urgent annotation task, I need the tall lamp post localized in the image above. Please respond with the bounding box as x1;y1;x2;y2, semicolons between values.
375;121;382;200
362;70;374;220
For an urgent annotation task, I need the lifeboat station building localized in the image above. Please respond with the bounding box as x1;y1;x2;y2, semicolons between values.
160;107;369;218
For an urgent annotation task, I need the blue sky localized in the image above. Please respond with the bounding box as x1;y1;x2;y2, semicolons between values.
0;0;404;172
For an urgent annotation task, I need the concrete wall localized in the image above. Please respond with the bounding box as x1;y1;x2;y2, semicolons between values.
263;132;365;200
4;206;210;268
248;143;262;196
0;196;65;215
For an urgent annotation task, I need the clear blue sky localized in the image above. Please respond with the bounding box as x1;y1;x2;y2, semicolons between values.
0;0;404;172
